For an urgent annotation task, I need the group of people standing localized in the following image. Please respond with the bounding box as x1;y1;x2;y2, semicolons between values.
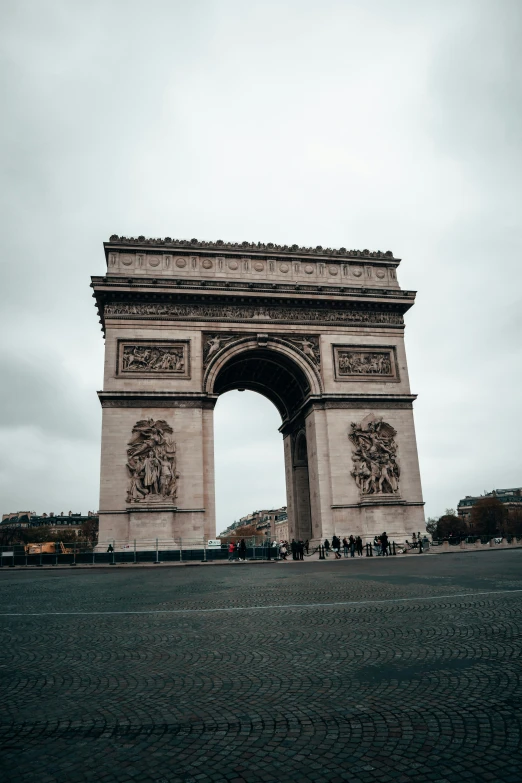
323;532;391;558
227;533;393;562
228;539;248;561
279;539;309;560
323;535;364;558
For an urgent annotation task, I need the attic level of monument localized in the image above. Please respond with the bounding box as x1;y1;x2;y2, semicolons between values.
105;235;398;262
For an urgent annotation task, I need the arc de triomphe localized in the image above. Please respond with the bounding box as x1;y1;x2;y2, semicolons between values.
92;236;425;545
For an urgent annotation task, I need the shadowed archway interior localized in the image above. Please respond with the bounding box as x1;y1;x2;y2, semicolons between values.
212;348;311;422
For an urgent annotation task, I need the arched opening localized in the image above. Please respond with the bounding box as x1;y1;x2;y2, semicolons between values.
214;391;286;535
209;344;315;542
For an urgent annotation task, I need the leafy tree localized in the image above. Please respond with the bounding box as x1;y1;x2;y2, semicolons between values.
506;509;522;537
220;523;264;543
470;497;508;538
425;517;438;536
435;514;468;538
81;517;99;545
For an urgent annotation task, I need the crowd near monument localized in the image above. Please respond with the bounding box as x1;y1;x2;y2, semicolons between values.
92;236;426;546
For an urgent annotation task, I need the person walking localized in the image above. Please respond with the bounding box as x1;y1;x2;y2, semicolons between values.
291;539;297;560
332;535;342;559
304;539;309;555
342;537;349;557
374;536;381;556
298;540;304;561
280;542;288;561
324;539;330;557
349;534;356;558
228;541;235;561
381;532;389;556
239;538;247;561
356;536;363;556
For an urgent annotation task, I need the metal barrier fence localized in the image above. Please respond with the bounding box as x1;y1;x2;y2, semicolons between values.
0;539;281;567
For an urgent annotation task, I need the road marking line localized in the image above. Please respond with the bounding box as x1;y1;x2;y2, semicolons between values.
1;589;522;617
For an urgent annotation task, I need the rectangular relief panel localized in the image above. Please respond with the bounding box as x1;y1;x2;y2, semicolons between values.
117;339;190;378
333;345;399;382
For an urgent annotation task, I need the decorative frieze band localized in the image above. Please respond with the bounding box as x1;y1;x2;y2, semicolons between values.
104;301;404;327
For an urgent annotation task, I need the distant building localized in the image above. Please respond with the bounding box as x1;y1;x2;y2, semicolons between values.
219;507;287;538
458;489;522;526
1;511;98;536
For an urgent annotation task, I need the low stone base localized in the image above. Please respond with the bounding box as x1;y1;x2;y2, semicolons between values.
331;502;425;544
98;508;209;546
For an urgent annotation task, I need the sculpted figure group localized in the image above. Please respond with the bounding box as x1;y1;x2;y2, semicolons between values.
122;345;184;373
126;419;179;504
350;415;400;495
338;351;391;376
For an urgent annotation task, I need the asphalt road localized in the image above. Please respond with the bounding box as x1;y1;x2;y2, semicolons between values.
1;551;521;783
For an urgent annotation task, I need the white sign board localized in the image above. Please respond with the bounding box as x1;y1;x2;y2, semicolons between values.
207;539;221;548
2;551;14;557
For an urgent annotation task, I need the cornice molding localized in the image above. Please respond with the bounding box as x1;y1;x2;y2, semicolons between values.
92;275;416;301
98;392;218;409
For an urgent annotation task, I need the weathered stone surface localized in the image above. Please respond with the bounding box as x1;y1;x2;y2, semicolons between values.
92;236;426;545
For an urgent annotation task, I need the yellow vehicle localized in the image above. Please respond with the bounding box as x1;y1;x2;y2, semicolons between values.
24;541;73;555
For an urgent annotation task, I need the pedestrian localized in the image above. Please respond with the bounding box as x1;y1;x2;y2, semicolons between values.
304;539;309;555
342;537;349;557
349;534;355;557
374;536;381;556
324;538;330;557
381;531;389;556
239;538;247;561
107;543;114;553
298;540;304;560
356;536;363;556
280;542;288;561
291;539;297;560
266;539;272;560
228;541;235;561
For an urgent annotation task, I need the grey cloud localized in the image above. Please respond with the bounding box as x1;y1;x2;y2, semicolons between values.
0;0;521;524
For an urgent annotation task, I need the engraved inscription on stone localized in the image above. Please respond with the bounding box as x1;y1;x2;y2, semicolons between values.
349;414;400;496
118;341;189;377
333;346;398;382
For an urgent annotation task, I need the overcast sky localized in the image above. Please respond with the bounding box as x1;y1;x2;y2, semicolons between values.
1;0;521;531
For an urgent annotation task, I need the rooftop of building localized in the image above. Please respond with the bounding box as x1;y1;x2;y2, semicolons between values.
458;489;522;506
105;236;396;261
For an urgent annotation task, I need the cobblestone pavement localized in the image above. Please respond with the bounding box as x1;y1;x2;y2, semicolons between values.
1;551;522;783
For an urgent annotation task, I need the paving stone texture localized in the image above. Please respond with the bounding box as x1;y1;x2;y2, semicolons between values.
1;551;522;783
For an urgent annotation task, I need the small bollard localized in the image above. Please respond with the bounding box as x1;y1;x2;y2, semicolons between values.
319;545;325;560
365;542;369;557
369;542;373;557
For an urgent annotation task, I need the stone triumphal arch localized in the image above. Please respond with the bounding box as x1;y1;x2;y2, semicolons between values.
92;236;425;545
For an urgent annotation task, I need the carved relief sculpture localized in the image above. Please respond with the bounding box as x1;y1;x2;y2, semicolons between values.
339;351;391;375
349;414;400;496
118;341;189;377
333;346;398;382
106;302;404;327
203;333;320;368
126;419;179;504
285;336;320;366
203;334;242;365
